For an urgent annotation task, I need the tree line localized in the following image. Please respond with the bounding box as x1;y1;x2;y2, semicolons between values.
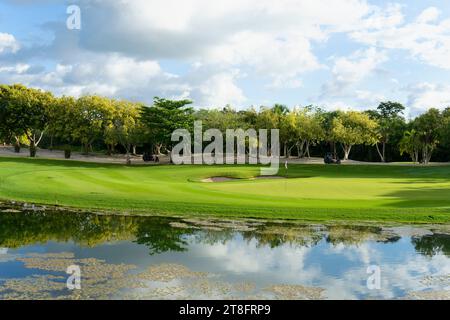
0;84;449;164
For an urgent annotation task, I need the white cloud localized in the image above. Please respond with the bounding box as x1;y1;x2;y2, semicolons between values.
416;7;441;24
3;0;450;112
359;3;404;30
194;70;246;107
321;48;388;97
354;90;386;108
0;52;247;107
314;47;390;110
405;82;450;116
0;54;177;100
0;33;20;54
75;0;375;55
313;90;386;111
54;0;385;90
206;31;321;89
0;63;30;74
351;6;450;70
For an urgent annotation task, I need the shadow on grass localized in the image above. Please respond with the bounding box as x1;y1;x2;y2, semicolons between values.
381;187;450;208
282;164;450;180
0;156;133;169
1;156;450;176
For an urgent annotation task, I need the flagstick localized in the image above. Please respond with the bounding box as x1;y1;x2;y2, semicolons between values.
284;160;288;192
285;160;288;178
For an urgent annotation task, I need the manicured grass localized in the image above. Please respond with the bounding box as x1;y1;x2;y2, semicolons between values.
0;157;449;223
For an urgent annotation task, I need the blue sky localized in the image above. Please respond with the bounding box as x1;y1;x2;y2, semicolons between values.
1;0;450;117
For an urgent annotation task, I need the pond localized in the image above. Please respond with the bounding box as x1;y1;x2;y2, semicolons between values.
0;204;449;300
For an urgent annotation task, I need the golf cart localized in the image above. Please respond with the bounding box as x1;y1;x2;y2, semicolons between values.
324;152;341;164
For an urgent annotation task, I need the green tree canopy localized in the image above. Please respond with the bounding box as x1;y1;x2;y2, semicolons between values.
0;84;54;157
332;111;380;160
47;96;78;146
141;97;194;155
399;129;421;163
367;101;406;162
412;108;444;164
71;95;115;154
107;100;143;163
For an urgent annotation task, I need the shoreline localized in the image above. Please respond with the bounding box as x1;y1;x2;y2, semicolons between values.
1;199;449;225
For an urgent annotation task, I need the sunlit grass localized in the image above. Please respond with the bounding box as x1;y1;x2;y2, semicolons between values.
0;157;449;223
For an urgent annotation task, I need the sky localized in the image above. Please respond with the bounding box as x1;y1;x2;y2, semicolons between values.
1;0;450;117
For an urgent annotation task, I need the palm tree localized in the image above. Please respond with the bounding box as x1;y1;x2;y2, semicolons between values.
399;130;420;163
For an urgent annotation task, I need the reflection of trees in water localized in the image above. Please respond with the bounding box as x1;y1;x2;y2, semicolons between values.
0;211;323;253
0;209;193;255
0;210;134;247
412;234;450;257
325;225;400;245
133;219;193;255
192;230;235;246
189;225;324;249
1;207;445;256
242;224;324;248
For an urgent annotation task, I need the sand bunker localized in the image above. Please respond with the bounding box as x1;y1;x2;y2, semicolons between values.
201;176;286;182
201;177;237;182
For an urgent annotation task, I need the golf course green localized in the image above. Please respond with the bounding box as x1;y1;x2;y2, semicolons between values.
0;157;449;223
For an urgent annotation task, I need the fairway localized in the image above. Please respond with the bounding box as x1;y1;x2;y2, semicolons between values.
0;157;449;223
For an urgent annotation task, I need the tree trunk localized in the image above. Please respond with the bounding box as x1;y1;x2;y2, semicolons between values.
375;143;385;162
124;143;132;165
14;136;20;153
297;141;305;158
305;141;310;158
412;150;419;164
155;144;162;155
64;148;72;159
422;146;428;165
287;144;295;158
29;141;36;157
422;145;433;165
427;146;434;164
83;143;89;155
132;145;137;155
342;144;352;160
26;131;44;158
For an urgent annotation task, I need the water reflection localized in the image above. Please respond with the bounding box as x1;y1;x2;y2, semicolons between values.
0;204;449;300
412;234;450;257
0;207;448;257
